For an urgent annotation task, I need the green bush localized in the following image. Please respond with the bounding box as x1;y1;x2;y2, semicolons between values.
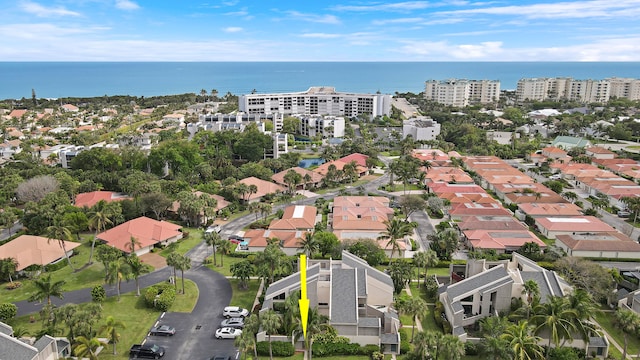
156;287;176;311
256;341;295;357
399;329;411;354
464;341;478;355
44;260;68;272
144;282;176;311
312;342;362;357
0;303;17;322
91;285;106;303
362;344;380;356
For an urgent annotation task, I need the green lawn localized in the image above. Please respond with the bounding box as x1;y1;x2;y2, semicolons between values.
160;228;203;257
380;184;425;192
205;252;247;276
594;311;640;356
171;279;199;312
229;279;260;311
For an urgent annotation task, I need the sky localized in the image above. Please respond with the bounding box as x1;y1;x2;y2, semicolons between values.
1;0;640;61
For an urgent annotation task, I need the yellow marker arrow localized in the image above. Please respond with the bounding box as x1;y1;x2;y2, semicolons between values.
299;254;309;340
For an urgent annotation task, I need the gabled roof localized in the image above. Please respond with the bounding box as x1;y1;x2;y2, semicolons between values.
97;217;182;253
0;235;81;271
535;216;616;233
243;229;307;248
238;177;285;199
428;182;486;195
557;232;640;252
75;191;131;208
339;153;369;167
8;109;27;119
269;205;317;230
457;216;527;231
517;203;582;217
464;229;546;250
0;331;38;360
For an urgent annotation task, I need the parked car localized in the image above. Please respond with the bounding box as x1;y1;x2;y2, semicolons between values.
228;234;244;244
150;324;176;336
215;327;242;339
220;317;245;329
210;356;231;360
206;225;222;233
130;343;165;359
222;306;249;318
618;210;631;218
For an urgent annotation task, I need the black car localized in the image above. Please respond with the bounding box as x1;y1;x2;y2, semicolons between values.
130;343;165;359
150;324;176;336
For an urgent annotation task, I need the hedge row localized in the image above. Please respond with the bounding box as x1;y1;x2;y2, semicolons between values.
256;341;295;357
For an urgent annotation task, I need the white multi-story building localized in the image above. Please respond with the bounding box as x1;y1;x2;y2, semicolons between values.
516;77;640;103
298;115;345;139
424;79;500;106
198;112;284;132
239;87;392;119
402;116;441;141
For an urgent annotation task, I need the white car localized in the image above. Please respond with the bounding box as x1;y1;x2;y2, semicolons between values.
215;327;242;339
222;306;249;318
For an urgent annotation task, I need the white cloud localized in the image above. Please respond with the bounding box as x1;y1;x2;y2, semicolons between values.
285;11;341;24
0;23;108;39
332;1;431;12
20;1;81;17
437;0;640;19
115;0;140;11
299;33;342;39
223;27;243;33
372;17;424;25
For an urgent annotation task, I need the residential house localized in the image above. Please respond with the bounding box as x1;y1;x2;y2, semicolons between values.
260;251;400;354
551;136;591;150
339;153;370;168
242;229;308;255
457;216;527;232
448;203;512;221
74;191;132;208
0;321;71;360
515;203;583;220
402;117;441;141
410;148;451;166
331;196;393;238
423;167;474;184
61;104;79;112
556;232;640;259
269;205;318;231
237;177;285;203
313;160;368;179
0;139;22;159
162;113;185;127
0;235;81;271
427;182;486;196
298;115;345;138
586;146;616;160
534;216;617;239
462;229;546;254
272;167;323;190
486;131;519;146
96;217;183;255
8;109;28;119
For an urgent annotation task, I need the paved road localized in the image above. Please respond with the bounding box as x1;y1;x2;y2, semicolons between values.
0;222;23;241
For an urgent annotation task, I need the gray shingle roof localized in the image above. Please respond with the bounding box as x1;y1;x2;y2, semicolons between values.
0;322;13;336
0;332;37;360
342;251;393;288
358;317;380;327
33;335;54;352
381;333;399;345
453;326;466;336
331;269;358;324
589;336;608;347
265;263;321;298
357;268;367;297
443;265;510;300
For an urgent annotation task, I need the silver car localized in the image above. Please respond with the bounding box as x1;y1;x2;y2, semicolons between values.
215;327;242;339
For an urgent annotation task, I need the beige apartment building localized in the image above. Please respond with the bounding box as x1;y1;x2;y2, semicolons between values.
516;77;640;103
424;79;500;106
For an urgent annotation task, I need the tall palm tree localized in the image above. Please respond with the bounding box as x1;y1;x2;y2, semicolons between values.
29;274;66;306
124;236;142;255
530;296;577;354
73;336;107;360
615;308;640;360
231;260;254;290
261;309;282;360
403;297;427;342
217;240;232;267
45;223;76;270
175;254;192;294
297;232;318;258
378;218;413;262
419;249;439;286
99;315;125;355
204;230;222;266
166;252;181;291
500;320;545;360
298;306;330;360
106;259;130;301
439;334;465;360
480;335;512;360
125;254;150;296
235;331;255;360
88;203;113;265
566;289;599;341
243;314;261;360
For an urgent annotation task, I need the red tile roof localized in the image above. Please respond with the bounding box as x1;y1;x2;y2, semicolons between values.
339;153;369;167
75;191;132;208
534;216;616;232
464;229;546;251
0;235;81;271
97;217;182;253
238;177;285;199
269;205;317;230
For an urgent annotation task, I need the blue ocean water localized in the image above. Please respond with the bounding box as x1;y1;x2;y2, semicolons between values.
1;62;639;100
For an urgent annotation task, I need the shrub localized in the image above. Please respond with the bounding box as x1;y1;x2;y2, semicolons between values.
5;281;22;290
464;341;478;356
362;344;380;356
0;303;17;322
256;341;294;357
371;351;384;360
156;287;176;311
144;282;176;311
91;285;106;303
44;260;68;272
312;342;362;356
399;329;411;354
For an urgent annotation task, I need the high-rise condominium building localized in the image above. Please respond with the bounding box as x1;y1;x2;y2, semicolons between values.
238;87;392;119
424;79;500;107
516;77;640;103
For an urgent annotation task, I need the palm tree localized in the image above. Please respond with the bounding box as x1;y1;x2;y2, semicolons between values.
298;306;330;360
566;289;599;341
73;336;107;360
479;315;511;338
235;330;255;360
261;309;282;360
615;308;640;360
29;274;65;306
500;320;545;360
247;202;261;222
404;297;426;342
480;335;512;360
243;314;261;359
0;257;19;284
124;236;142;255
297;232;318;258
378;218;413;262
530;296;577;355
99;315;125;355
419;249;439;286
231;260;254;290
106;259;130;301
413;251;428;284
45;223;76;270
204;230;222;266
125;254;150;296
439;334;465;360
175;254;191;294
218;240;232;267
88;204;113;265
